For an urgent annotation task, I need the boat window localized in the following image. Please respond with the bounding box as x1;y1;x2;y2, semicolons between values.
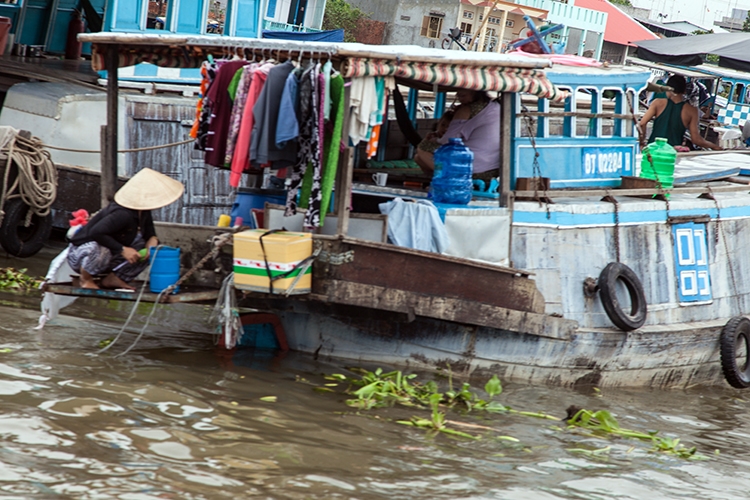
598;88;619;138
209;0;226;34
733;83;745;104
576;87;600;137
621;89;636;138
718;81;732;100
148;0;170;30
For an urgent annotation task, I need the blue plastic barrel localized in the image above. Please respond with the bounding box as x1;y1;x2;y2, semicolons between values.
230;188;287;227
149;246;180;293
432;138;474;205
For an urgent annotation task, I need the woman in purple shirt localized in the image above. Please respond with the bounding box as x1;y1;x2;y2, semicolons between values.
415;90;501;184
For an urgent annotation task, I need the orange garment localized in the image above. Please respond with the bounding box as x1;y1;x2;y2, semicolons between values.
229;63;272;187
190;63;210;139
366;125;380;159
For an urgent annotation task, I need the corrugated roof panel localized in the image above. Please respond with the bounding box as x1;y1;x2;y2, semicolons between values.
575;0;658;46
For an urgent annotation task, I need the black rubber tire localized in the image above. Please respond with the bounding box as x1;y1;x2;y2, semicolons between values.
0;198;52;258
598;262;647;331
720;316;750;389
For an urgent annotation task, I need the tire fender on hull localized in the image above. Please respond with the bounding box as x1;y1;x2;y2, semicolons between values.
598;262;647;331
720;316;750;389
0;198;52;258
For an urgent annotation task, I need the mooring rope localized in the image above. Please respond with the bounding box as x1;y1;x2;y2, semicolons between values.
100;232;234;356
42;137;194;154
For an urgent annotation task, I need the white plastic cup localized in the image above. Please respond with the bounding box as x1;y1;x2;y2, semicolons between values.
372;172;388;186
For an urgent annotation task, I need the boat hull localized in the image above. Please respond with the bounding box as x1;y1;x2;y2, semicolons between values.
269;301;725;389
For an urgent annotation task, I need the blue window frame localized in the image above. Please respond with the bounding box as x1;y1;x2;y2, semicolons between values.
672;222;712;303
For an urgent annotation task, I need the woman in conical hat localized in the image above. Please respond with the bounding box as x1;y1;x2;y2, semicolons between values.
67;168;184;290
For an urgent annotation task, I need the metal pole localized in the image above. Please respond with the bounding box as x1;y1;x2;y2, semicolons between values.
102;43;119;208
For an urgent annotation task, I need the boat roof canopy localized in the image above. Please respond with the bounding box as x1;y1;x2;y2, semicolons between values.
78;32;568;101
624;57;719;80
634;32;750;73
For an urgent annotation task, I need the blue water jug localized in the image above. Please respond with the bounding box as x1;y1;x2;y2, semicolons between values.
432;138;473;205
149;246;180;294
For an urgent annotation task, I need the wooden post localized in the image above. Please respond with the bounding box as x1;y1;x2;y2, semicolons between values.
335;148;353;237
100;125;108;207
500;92;512;208
102;43;119;208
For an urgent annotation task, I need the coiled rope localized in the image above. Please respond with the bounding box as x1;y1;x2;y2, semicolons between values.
0;129;57;225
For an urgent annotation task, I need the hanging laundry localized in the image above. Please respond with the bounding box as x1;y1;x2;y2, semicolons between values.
366;124;381;159
318;74;345;225
229;61;274;187
285;63;319;219
203;59;249;168
322;60;333;122
275;68;301;149
348;76;378;145
224;63;256;167
250;60;297;169
298;63;326;228
192;58;220;149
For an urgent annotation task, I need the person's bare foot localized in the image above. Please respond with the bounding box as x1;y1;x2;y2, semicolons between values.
79;270;99;290
100;273;134;290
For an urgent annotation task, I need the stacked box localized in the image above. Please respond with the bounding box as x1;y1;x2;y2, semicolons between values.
233;230;312;294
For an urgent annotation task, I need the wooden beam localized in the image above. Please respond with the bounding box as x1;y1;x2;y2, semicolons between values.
314;280;576;340
103;43;119;208
336;84;353;236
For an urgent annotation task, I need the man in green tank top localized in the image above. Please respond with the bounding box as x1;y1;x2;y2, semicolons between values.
638;75;721;151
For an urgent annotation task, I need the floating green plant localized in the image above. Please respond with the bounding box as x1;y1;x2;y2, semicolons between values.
566;408;707;460
0;268;40;290
313;368;705;459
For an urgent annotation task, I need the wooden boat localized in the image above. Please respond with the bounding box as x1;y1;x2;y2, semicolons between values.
55;32;750;390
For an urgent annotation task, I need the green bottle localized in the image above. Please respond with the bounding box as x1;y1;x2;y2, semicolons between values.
640;137;676;190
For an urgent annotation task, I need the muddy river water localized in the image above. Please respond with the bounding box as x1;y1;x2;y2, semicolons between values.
1;247;749;498
0;303;748;499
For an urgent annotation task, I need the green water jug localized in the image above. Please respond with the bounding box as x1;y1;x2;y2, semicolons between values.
640;137;676;189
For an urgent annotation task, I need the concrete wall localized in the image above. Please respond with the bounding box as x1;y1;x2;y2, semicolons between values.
600;40;626;64
346;0;460;47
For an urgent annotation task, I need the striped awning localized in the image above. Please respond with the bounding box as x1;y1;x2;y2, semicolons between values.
342;57;566;102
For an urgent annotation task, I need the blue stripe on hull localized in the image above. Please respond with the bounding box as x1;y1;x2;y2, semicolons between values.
513;201;750;227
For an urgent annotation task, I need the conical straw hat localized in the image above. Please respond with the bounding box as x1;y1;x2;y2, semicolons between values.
114;168;184;210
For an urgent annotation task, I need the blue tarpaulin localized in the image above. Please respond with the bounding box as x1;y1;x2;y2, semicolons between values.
261;29;344;42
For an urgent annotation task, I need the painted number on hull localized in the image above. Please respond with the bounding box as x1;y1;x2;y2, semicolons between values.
672;222;711;303
582;147;633;178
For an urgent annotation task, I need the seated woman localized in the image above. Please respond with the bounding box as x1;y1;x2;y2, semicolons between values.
414;89;501;184
67;168;184;290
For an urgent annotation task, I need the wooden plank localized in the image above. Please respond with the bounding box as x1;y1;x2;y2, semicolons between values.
315;280;575;340
42;283;219;303
313;237;545;313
